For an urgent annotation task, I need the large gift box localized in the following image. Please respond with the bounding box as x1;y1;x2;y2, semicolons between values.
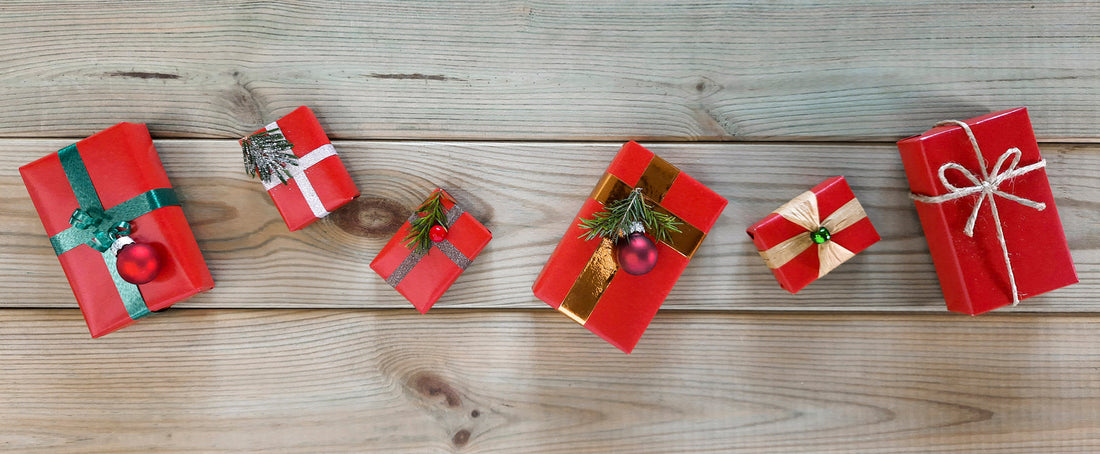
242;106;359;231
370;188;492;313
747;176;880;293
532;141;727;353
20;123;215;337
898;108;1077;314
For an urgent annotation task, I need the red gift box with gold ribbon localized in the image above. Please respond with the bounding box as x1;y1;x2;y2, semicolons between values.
20;123;215;337
532;141;727;353
747;176;879;294
370;189;492;313
243;106;359;231
898;108;1077;314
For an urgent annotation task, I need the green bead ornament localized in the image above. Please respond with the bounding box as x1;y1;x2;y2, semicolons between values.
810;226;831;244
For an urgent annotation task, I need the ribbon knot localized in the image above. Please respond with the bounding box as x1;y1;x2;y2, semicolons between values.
69;207;131;252
910;120;1048;305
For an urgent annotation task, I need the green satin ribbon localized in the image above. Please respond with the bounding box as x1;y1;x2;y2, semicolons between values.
47;144;180;320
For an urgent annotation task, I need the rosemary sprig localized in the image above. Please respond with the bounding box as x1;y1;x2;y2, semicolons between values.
403;191;449;255
242;128;298;185
578;187;681;242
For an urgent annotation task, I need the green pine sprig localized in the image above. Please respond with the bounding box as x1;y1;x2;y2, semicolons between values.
403;191;448;255
242;128;298;185
578;187;681;242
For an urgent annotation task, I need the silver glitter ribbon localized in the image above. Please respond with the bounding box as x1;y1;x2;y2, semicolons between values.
261;122;336;219
385;204;471;287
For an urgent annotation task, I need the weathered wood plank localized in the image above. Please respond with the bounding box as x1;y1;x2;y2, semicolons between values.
0;1;1097;141
1;309;1098;453
2;140;1096;311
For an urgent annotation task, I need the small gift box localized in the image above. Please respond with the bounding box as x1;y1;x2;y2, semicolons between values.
532;141;727;353
898;108;1077;314
370;188;492;313
747;176;879;293
241;106;359;231
20;123;215;337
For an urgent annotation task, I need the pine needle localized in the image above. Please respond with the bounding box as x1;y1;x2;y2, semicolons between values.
578;188;681;242
403;191;449;254
242;128;298;184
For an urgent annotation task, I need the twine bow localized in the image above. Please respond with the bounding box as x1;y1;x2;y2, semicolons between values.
759;190;867;278
909;120;1048;305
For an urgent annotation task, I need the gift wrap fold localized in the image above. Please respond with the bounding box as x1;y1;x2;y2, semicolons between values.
747;176;880;293
370;189;492;313
245;106;359;231
532;141;727;353
20;123;214;337
898;107;1077;315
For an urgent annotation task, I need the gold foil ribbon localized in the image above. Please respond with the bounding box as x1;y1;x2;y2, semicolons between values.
558;155;707;325
758;191;867;278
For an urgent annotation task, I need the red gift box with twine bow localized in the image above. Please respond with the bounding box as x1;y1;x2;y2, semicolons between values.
370;188;492;313
242;106;359;231
747;176;879;293
532;141;727;354
20;123;214;337
898;108;1077;314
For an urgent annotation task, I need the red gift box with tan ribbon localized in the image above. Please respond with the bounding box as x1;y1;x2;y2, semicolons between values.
242;106;359;231
898;108;1077;314
747;176;879;294
532;141;727;354
370;188;492;313
20;123;215;337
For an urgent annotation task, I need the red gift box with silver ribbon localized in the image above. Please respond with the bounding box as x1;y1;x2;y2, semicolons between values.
747;176;880;293
898;108;1078;314
370;189;492;313
242;106;359;231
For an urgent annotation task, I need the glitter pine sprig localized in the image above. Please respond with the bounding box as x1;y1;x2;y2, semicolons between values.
242;128;298;185
578;188;681;242
403;191;448;255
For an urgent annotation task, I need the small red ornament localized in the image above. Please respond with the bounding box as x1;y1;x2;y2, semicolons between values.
116;242;162;285
428;224;448;242
617;232;658;275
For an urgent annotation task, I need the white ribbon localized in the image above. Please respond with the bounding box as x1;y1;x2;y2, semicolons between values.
909;120;1047;305
261;122;337;219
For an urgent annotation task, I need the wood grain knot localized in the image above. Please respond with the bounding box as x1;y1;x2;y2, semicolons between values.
452;429;470;447
412;373;462;408
331;197;408;238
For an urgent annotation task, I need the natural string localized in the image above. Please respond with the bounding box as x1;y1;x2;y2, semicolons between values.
909;120;1047;305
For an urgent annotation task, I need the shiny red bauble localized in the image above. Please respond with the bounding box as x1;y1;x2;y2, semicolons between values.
116;242;162;285
617;232;658;275
429;224;448;242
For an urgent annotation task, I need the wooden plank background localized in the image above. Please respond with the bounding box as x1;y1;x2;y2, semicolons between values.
1;1;1098;452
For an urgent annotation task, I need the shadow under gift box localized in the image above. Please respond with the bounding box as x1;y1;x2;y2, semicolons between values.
20;123;214;337
532;141;727;354
897;107;1077;315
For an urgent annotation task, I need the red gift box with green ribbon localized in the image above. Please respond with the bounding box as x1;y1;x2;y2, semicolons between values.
747;176;880;294
20;123;214;337
242;106;359;231
370;188;492;313
532;141;727;354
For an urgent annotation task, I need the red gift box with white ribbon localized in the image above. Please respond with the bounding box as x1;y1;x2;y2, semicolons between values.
898;108;1077;314
242;106;359;231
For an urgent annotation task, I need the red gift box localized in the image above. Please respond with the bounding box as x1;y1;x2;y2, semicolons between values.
532;141;727;353
20;123;215;337
747;176;880;293
898;108;1077;314
244;106;359;231
370;189;492;313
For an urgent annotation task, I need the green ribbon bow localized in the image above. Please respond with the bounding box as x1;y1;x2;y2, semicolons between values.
47;144;180;320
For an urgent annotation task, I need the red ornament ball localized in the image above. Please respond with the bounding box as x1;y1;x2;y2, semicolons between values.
429;224;448;242
116;242;162;285
617;232;658;275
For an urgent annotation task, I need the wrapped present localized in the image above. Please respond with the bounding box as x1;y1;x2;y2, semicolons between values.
19;123;215;337
532;141;727;353
746;176;879;293
898;108;1077;314
241;106;359;231
370;189;492;313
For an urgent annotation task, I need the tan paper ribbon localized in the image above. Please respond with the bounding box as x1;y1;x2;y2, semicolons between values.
758;191;867;278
